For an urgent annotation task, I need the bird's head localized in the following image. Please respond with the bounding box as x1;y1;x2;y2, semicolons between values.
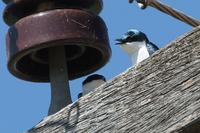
116;29;148;46
82;74;106;95
115;29;149;55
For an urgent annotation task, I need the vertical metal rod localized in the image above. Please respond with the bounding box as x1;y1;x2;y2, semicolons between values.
48;46;72;116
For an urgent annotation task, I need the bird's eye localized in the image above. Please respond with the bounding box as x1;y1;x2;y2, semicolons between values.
125;36;134;42
136;0;145;3
127;31;135;37
129;0;134;3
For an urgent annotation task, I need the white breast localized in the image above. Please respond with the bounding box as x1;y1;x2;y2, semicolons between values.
135;44;150;64
120;41;150;65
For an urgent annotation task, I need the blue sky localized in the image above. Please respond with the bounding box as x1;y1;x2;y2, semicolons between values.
0;0;199;132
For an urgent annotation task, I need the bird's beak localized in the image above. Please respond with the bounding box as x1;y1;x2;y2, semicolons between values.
115;38;124;45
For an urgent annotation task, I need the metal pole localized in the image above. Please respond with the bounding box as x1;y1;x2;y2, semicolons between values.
48;46;72;115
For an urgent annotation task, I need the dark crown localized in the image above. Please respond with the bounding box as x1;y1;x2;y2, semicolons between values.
82;74;106;85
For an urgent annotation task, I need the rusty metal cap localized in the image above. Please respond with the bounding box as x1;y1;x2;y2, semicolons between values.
6;9;111;82
3;0;103;26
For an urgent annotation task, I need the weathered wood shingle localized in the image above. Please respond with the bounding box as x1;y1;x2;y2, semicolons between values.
27;26;200;133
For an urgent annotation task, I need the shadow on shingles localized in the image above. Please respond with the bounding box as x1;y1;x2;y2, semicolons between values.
171;117;200;133
28;101;80;132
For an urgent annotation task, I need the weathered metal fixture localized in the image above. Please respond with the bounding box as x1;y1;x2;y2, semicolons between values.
6;9;110;82
3;0;111;115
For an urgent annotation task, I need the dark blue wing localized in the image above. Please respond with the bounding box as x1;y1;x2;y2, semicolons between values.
146;42;159;55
